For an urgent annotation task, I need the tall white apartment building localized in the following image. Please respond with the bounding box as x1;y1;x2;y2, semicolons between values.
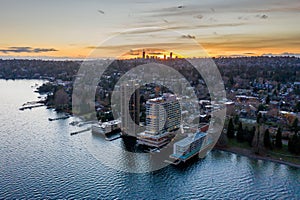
137;93;181;148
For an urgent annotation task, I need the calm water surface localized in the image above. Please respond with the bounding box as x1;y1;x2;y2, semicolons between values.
0;80;299;199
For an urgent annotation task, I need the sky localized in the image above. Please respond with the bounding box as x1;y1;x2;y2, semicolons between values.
0;0;299;59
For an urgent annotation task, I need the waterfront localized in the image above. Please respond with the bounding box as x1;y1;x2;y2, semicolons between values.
0;80;299;199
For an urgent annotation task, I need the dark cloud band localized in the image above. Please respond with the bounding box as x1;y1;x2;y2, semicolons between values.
0;47;58;54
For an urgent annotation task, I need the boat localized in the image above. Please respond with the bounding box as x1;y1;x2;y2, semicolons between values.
92;119;121;135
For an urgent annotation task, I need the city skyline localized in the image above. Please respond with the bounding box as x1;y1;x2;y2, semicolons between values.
0;0;299;59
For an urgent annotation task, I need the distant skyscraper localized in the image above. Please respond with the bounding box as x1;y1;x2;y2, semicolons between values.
120;81;140;136
170;52;173;59
142;50;145;59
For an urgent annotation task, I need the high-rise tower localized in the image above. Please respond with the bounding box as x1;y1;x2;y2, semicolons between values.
137;93;181;148
120;81;140;136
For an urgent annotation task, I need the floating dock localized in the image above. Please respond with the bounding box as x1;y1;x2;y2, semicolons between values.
48;116;70;121
70;128;91;136
19;104;44;111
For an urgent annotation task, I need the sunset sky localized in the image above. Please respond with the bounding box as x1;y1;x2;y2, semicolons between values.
0;0;299;59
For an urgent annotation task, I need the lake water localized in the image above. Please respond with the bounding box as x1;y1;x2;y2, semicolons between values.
0;80;299;199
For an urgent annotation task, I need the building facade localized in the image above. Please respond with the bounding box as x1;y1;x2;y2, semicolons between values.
120;81;140;136
137;93;181;148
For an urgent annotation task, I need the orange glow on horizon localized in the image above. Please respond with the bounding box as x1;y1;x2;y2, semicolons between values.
0;45;299;59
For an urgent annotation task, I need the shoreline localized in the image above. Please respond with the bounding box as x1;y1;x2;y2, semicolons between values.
13;78;300;169
213;146;300;169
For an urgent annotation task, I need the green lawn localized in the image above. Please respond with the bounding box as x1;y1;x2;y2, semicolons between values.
227;138;251;149
270;145;300;165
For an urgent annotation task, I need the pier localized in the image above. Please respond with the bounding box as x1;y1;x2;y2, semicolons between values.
70;128;91;136
105;133;122;141
48;116;70;121
78;121;97;127
19;104;44;111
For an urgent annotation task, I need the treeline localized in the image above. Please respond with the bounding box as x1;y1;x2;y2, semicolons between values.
227;117;300;155
0;59;80;80
1;57;299;84
227;117;255;146
215;56;300;83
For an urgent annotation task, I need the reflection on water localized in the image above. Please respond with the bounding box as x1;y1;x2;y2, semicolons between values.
0;80;299;199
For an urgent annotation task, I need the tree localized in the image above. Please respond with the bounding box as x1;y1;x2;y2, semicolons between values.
277;83;281;91
275;127;283;149
257;104;266;112
292;118;299;133
295;101;300;112
266;95;270;104
263;129;272;149
288;133;300;154
53;88;69;111
236;122;244;142
257;112;262;124
229;75;235;86
252;126;263;155
234;114;239;125
227;118;235;139
248;126;256;146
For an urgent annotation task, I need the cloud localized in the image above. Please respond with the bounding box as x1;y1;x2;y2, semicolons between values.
194;14;203;19
119;23;246;35
262;52;300;57
255;6;300;13
144;5;213;18
181;34;196;39
148;52;163;55
238;16;249;20
97;10;105;14
0;47;58;54
256;14;268;19
87;42;197;52
201;34;300;50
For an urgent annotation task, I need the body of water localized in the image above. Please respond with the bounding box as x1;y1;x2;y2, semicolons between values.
0;80;299;199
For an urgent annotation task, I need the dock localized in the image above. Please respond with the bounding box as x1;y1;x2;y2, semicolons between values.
19;104;44;111
48;116;70;121
105;134;121;141
70;128;91;136
78;121;97;127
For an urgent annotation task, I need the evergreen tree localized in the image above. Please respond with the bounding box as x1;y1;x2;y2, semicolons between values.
257;112;262;124
266;95;270;104
275;127;283;149
264;129;272;149
236;122;244;142
292;118;299;133
234;114;239;125
277;83;281;91
227;118;235;139
258;104;265;112
229;75;235;86
288;132;300;154
295;101;300;112
248;126;256;146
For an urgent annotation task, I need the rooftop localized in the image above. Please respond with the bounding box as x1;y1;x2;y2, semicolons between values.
175;132;206;147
